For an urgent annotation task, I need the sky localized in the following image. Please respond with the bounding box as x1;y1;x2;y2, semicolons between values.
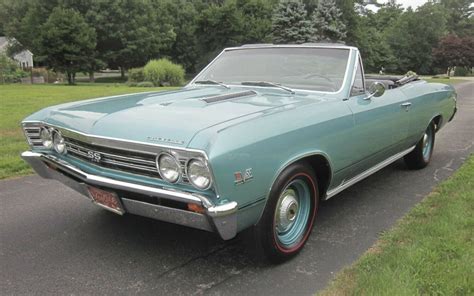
378;0;429;9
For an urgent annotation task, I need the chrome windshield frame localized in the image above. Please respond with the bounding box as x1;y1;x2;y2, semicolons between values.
187;44;355;96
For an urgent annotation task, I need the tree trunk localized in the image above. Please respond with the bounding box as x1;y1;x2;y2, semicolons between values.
120;67;125;79
89;71;95;83
66;71;76;85
67;72;73;84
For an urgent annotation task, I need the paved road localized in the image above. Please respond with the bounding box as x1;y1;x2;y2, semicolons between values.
1;82;473;295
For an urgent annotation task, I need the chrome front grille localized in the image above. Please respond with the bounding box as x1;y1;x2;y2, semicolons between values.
64;137;190;183
23;126;44;148
64;137;161;178
22;123;203;186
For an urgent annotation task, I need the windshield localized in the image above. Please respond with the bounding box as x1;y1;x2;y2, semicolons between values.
193;47;350;92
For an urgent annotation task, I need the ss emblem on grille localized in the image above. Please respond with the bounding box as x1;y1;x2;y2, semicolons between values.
87;151;102;162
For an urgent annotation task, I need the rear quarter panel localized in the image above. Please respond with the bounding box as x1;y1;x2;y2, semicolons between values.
400;81;456;145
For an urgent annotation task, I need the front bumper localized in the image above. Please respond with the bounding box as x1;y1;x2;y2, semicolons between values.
21;151;238;240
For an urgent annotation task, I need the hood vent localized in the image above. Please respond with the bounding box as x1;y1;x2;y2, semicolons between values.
203;90;257;103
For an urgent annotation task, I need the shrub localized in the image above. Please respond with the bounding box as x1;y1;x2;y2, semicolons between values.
32;67;59;83
432;74;450;79
143;58;185;86
128;67;145;82
454;67;469;77
136;81;154;87
0;53;28;83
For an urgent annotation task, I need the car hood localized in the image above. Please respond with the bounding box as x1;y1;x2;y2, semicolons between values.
30;86;327;148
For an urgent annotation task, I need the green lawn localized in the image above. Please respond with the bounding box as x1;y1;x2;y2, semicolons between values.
424;78;465;85
0;84;176;179
320;155;474;296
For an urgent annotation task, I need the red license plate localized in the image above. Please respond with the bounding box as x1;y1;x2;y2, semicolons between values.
87;186;124;215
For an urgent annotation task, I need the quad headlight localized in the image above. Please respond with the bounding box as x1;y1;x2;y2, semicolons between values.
157;153;181;183
40;127;53;149
52;130;67;154
187;159;212;190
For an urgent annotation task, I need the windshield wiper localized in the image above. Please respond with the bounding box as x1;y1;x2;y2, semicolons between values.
241;81;295;94
194;80;230;89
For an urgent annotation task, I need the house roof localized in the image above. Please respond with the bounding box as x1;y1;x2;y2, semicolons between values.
0;36;8;50
0;36;33;55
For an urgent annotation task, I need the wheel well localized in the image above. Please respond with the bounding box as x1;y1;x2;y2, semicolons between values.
301;155;332;197
432;115;442;132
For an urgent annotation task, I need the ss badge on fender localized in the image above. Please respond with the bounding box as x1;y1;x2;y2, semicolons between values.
234;168;253;185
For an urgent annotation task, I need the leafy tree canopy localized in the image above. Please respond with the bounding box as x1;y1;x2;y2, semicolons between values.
272;0;315;44
40;7;96;84
433;34;474;74
312;0;347;42
0;0;472;76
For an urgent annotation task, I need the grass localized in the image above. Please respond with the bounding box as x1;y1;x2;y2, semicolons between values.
320;155;474;296
424;78;465;85
0;84;176;179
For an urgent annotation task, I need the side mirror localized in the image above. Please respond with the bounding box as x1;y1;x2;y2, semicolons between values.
365;82;386;100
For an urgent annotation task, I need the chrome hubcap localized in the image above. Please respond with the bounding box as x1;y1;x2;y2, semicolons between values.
422;133;429;150
276;189;299;233
274;178;312;249
422;128;433;161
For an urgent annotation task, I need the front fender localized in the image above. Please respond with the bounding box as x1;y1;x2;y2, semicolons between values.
194;100;353;231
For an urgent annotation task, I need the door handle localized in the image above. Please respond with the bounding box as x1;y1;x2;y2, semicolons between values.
401;102;412;111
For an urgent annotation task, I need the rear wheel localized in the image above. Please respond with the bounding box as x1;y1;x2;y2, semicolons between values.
404;122;435;169
255;162;319;263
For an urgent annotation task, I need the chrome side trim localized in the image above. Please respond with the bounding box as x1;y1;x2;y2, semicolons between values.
326;145;416;199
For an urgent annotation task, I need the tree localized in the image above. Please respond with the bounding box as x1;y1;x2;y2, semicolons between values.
439;0;474;36
335;0;362;45
88;0;176;78
355;0;401;72
160;0;200;73
311;0;347;41
196;0;274;71
385;3;447;74
40;7;96;84
271;0;315;44
433;34;474;75
237;0;274;44
197;1;246;68
356;15;396;73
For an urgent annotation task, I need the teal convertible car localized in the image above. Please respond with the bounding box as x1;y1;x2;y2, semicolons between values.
21;44;457;261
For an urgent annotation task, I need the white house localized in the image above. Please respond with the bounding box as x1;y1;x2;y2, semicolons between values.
0;36;34;69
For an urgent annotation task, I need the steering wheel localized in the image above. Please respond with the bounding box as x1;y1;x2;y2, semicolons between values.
304;73;335;84
302;73;337;91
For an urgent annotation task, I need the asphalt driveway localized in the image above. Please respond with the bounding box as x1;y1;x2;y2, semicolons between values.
1;82;473;295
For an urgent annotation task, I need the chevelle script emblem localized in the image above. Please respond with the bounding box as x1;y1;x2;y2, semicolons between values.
147;136;185;145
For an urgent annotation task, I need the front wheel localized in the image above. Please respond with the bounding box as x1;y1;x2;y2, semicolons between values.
404;122;435;169
255;162;319;263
